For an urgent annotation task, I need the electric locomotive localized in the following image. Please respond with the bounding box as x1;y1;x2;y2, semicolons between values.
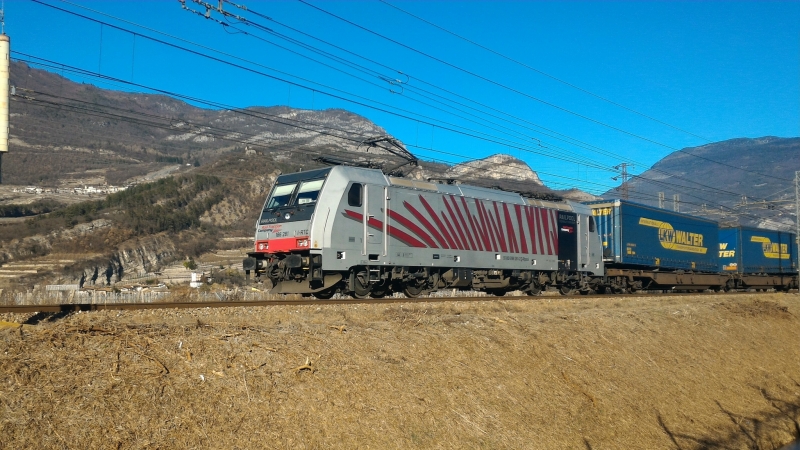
243;166;605;298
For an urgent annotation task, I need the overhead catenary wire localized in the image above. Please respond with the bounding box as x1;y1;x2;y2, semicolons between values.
54;0;790;194
207;0;795;196
45;0;791;200
18;5;792;220
10;66;682;204
179;3;783;204
377;0;715;143
11;64;784;223
12;60;778;222
293;0;795;184
15;7;631;176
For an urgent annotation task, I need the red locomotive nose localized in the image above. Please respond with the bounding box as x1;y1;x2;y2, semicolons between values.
255;237;309;253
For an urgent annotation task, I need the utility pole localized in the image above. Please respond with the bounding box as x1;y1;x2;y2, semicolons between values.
673;194;680;212
613;163;633;200
795;171;799;293
0;4;7;184
658;192;664;209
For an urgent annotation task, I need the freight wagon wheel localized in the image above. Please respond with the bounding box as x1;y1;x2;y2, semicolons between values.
559;285;576;296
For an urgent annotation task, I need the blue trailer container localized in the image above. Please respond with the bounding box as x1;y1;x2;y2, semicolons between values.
718;226;797;274
587;199;719;272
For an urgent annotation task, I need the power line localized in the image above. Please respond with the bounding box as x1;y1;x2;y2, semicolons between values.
12;62;783;223
47;0;791;197
186;2;788;202
19;5;792;218
294;0;795;184
377;0;714;143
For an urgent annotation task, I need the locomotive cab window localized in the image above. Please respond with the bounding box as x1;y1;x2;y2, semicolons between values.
589;216;596;233
294;179;324;205
265;183;297;209
348;183;363;207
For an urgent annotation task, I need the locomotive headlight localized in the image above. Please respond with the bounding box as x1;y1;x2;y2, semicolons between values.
257;242;269;251
284;213;292;220
296;239;309;247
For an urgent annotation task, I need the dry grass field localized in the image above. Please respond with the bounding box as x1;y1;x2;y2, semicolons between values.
1;292;799;449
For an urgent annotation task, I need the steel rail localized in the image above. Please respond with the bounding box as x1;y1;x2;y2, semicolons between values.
0;290;775;314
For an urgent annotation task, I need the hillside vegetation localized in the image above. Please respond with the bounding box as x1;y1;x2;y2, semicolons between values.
0;153;316;287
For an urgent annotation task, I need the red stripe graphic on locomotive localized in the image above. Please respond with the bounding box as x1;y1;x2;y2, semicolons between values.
490;202;508;252
440;212;464;250
514;204;528;254
442;196;473;250
479;201;498;252
487;202;506;252
402;201;449;249
450;196;478;251
457;196;483;251
343;210;427;248
535;207;546;255
502;203;519;253
524;206;538;254
539;208;553;255
417;196;458;249
387;209;439;248
474;200;495;252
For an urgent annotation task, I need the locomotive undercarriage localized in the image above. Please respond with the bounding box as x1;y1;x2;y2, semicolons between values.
245;252;598;298
245;254;797;297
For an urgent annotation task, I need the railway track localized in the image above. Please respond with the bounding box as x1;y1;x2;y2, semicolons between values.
0;290;780;314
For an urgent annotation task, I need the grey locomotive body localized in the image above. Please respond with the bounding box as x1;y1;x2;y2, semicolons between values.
244;166;605;298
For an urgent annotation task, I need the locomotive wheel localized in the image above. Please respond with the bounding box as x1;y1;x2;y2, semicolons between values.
526;282;543;296
486;289;506;297
559;285;576;296
313;288;336;300
352;269;371;299
403;282;425;298
370;281;390;298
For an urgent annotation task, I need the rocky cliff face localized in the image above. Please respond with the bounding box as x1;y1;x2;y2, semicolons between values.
445;154;543;184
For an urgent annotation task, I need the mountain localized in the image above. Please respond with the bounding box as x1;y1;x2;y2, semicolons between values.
2;62;580;288
604;137;800;230
7;61;402;186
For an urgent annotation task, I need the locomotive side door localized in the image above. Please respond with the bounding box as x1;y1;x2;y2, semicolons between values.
361;183;384;258
557;211;578;270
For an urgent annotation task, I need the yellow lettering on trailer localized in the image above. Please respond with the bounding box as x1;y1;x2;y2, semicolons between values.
639;218;707;254
750;236;790;259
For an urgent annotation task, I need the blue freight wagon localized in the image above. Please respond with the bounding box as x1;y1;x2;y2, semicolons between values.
588;199;719;272
719;227;797;274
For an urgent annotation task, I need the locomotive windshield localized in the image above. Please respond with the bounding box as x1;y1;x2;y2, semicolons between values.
264;179;326;210
265;183;297;209
295;179;324;205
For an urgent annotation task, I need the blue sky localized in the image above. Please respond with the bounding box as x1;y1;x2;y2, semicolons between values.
6;0;800;194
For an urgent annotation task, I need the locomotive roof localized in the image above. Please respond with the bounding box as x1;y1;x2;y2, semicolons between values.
320;166;580;212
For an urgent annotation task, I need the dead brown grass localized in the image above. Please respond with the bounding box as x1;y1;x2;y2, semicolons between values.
1;293;799;449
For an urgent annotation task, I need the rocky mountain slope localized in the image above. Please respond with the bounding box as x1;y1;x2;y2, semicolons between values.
604;137;800;230
8;61;401;186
